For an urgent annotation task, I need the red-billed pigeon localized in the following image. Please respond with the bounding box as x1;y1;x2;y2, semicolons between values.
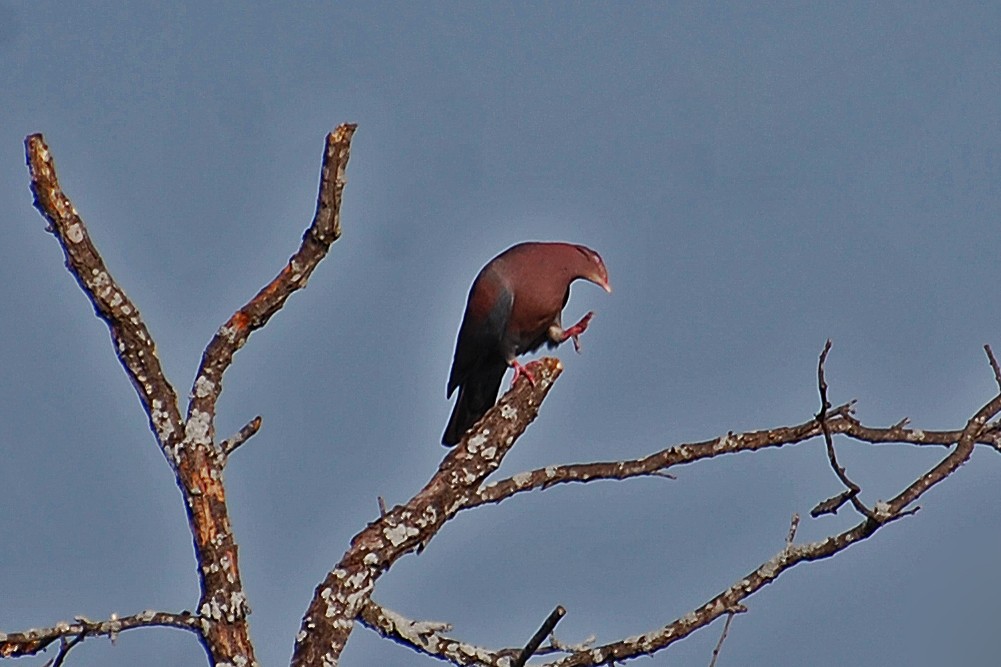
442;242;611;446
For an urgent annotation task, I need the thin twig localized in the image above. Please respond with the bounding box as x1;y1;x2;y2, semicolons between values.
986;344;1001;391
816;340;875;520
47;633;85;667
220;415;263;458
817;339;833;415
707;612;735;667
786;513;800;545
810;489;856;518
513;606;567;667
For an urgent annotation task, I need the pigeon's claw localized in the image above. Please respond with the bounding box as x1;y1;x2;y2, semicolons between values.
510;359;537;387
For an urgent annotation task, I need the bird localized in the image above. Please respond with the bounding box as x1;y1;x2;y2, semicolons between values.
442;241;611;446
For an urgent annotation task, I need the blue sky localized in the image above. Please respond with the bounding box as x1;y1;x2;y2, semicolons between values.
2;4;1000;666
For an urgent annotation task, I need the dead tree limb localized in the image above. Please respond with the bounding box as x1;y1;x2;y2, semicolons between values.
462;402;1000;512
25;134;186;470
357;599;502;666
220;415;264;459
513;606;567;667
315;346;1001;667
346;369;1001;667
0;610;202;659
357;598;571;666
815;340;872;519
290;358;563;667
20;125;357;667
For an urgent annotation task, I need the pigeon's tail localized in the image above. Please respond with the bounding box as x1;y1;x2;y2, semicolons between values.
442;363;506;446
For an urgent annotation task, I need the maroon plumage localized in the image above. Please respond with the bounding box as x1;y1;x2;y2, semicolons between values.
443;242;611;446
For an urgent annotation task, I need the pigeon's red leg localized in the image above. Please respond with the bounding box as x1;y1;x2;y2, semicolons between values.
510;359;537;387
560;311;595;352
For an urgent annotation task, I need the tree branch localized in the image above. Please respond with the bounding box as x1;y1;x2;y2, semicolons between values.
514;606;567;667
462;400;1001;511
0;610;202;659
986;344;1001;392
358;599;572;667
181;125;356;665
463;405;848;510
528;391;1001;667
291;358;563;667
882;392;1001;514
220;415;263;459
344;388;1001;667
815;340;873;519
24;134;185;463
426;356;1001;667
358;599;506;666
539;520;901;665
44;632;85;667
23;126;358;667
707;611;739;667
187;124;357;446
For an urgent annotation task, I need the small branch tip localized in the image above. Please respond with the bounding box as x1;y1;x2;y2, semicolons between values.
513;605;568;667
786;513;800;545
985;344;1001;391
220;415;263;458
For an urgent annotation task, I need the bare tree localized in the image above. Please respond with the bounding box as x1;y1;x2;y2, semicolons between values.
3;128;999;667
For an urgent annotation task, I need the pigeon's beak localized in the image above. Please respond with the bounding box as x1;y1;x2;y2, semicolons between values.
590;267;612;293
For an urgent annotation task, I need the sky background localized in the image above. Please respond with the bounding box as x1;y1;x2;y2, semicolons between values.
2;3;1000;666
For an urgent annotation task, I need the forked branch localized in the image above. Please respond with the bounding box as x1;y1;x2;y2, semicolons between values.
463;401;1000;512
815;340;872;519
291;359;564;667
21;127;357;667
187;124;357;444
